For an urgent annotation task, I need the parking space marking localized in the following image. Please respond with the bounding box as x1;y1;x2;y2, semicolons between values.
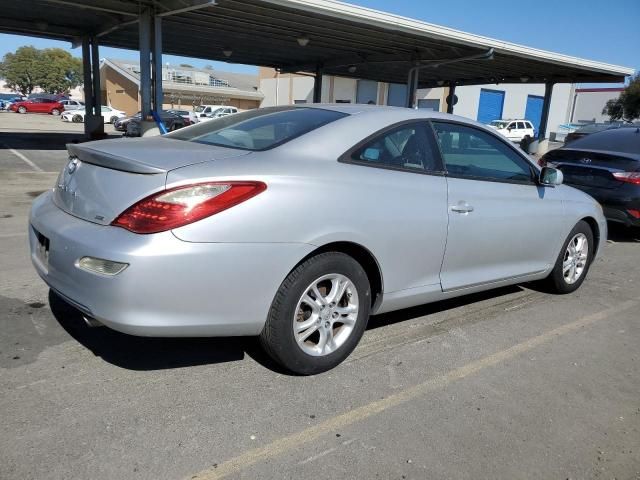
185;298;638;480
3;144;44;172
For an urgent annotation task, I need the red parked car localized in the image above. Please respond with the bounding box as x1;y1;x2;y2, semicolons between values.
10;98;64;115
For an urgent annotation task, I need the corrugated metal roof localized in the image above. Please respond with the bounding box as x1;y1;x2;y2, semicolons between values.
0;0;634;87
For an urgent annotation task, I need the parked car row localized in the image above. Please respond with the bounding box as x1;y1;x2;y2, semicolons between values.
61;106;127;124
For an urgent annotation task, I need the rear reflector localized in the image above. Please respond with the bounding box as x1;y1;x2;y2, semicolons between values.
612;172;640;185
112;181;266;234
628;209;640;219
77;257;128;275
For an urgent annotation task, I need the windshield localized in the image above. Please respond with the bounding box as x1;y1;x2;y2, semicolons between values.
166;107;348;151
490;121;509;129
194;106;206;113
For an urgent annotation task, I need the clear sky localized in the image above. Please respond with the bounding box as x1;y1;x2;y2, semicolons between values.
0;0;638;83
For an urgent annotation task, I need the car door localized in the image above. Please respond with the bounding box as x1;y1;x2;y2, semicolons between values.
342;121;449;295
430;120;566;291
30;99;45;113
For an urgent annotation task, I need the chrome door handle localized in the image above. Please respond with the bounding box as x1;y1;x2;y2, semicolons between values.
450;202;474;213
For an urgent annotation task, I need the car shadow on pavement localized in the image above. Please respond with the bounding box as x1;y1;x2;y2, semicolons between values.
367;285;523;330
49;284;527;374
606;222;640;243
49;290;248;371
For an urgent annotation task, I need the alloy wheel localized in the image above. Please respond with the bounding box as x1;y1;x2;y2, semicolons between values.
293;273;359;356
563;233;589;284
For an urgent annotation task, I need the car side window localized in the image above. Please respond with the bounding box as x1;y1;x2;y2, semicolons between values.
431;121;534;183
526;122;534;129
517;122;525;129
350;122;440;173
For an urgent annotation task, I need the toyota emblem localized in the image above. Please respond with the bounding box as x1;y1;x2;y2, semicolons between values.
579;157;592;164
67;157;79;174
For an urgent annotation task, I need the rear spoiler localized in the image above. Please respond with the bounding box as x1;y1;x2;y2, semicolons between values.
66;143;166;175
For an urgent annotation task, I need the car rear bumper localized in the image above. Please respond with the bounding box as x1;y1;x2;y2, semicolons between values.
29;191;314;337
602;206;640;227
564;183;640;228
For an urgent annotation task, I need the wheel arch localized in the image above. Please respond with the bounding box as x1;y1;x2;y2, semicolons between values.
580;216;601;256
295;241;384;312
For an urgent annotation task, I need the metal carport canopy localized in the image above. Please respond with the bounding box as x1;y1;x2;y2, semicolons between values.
0;0;634;87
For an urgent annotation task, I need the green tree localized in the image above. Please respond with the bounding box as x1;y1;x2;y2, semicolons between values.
0;46;42;95
37;48;83;94
602;74;640;122
0;46;83;95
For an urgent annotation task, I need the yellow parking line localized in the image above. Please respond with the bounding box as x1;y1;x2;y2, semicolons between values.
186;299;638;480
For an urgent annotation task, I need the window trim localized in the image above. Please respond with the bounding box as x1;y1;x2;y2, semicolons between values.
338;119;447;176
428;119;540;186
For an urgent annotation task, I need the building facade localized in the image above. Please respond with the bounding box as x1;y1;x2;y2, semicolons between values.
259;68;577;139
101;59;263;115
569;87;623;123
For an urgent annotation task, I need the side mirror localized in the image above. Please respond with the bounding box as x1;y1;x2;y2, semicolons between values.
540;166;563;186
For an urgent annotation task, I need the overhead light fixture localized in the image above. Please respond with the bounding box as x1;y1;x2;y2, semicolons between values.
347;65;357;73
222;48;232;58
297;36;310;47
520;75;530;83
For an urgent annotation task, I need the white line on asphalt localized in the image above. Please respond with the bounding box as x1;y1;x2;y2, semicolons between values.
185;298;639;480
3;144;44;172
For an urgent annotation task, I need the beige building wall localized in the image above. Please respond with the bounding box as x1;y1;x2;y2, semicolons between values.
103;68;139;115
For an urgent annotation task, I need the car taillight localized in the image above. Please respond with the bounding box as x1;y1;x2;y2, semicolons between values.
612;172;640;185
537;157;546;167
112;181;266;234
628;209;640;219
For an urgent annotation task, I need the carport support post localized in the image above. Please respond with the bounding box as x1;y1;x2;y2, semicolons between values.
538;82;554;140
139;8;152;119
90;38;100;115
446;82;456;114
81;37;93;124
152;15;163;113
405;69;416;108
313;64;323;103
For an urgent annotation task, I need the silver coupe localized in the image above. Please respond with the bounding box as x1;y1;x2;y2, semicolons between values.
29;105;606;374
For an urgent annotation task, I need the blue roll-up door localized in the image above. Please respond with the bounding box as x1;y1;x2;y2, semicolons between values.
356;80;378;104
387;83;408;107
477;89;505;124
525;95;544;135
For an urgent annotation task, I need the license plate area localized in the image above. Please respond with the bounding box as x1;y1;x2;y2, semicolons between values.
33;227;50;269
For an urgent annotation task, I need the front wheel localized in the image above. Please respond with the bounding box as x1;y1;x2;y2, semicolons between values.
109;116;118;124
544;220;594;294
51;108;61;116
18;106;27;114
260;252;371;375
72;114;83;123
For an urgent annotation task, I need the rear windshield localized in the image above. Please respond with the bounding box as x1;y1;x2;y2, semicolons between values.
569;127;640;155
166;107;348;151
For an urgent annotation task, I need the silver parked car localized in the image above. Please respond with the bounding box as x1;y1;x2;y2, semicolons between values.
29;105;606;374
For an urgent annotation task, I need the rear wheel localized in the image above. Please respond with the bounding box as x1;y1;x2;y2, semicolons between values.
18;106;27;114
260;252;371;375
109;116;118;124
51;108;61;116
544;220;594;294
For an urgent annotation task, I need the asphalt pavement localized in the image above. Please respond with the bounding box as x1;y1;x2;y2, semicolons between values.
0;113;639;480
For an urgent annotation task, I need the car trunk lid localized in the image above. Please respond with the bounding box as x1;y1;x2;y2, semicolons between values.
544;148;639;190
54;137;250;225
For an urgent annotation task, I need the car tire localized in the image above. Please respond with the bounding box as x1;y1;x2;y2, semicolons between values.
72;114;83;123
544;220;594;294
18;106;27;114
260;252;371;375
51;108;61;116
109;116;118;124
